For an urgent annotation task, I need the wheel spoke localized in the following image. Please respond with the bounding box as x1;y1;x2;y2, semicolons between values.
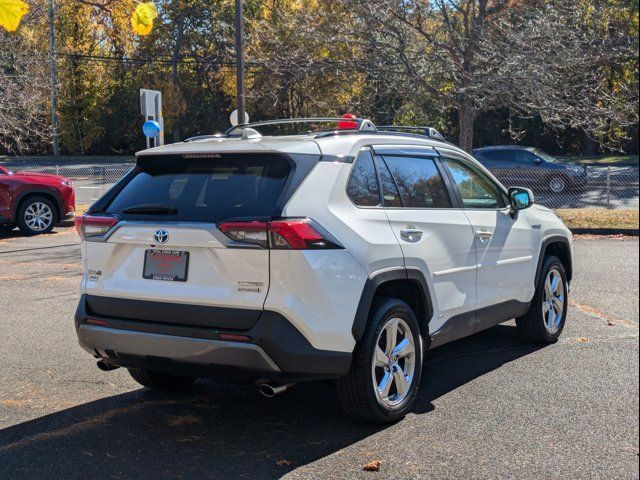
553;295;564;315
546;307;556;330
384;319;399;356
375;345;388;368
544;278;552;299
392;367;410;397
392;338;415;359
378;371;393;399
550;274;560;295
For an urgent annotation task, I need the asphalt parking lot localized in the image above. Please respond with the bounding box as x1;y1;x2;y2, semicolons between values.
0;227;638;479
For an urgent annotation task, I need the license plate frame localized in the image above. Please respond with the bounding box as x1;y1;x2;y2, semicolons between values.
143;249;189;282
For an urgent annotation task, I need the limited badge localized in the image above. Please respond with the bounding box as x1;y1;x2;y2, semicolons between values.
237;281;264;293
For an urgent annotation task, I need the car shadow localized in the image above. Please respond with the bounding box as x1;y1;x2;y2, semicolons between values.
0;227;68;241
0;325;543;479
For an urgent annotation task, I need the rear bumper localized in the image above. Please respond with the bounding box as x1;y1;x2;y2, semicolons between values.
75;295;352;381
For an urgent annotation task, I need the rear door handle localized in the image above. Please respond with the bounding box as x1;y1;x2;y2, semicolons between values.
401;228;423;241
475;230;493;241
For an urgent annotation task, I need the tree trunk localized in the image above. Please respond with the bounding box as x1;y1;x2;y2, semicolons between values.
458;102;476;153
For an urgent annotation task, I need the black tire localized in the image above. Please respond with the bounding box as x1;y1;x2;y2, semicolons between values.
17;196;58;236
128;368;196;391
516;255;568;344
336;298;423;424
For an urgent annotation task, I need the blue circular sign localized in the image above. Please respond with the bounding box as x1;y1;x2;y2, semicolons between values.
143;120;161;138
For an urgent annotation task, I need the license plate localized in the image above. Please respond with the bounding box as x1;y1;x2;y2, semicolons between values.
143;250;189;282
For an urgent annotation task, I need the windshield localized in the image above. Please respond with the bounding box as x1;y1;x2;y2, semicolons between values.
531;148;557;163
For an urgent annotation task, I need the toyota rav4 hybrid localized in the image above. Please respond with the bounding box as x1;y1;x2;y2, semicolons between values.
74;119;573;423
0;165;75;235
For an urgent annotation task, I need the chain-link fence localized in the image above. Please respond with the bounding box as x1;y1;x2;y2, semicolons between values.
489;165;639;210
1;160;638;211
2;161;135;207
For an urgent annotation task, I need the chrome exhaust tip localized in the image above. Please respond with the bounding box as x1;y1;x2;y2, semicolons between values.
258;383;295;398
96;360;120;372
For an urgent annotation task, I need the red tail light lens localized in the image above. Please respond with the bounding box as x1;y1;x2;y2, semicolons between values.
217;218;342;250
74;215;119;240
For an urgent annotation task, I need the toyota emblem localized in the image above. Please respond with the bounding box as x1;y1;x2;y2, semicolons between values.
154;229;169;244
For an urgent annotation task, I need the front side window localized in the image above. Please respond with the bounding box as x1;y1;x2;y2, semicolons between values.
347;150;380;207
443;158;507;210
382;156;452;209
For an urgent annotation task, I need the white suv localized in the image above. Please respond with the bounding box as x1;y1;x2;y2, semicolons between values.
74;118;573;423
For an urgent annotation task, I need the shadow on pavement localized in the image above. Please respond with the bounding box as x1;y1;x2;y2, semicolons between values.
0;325;543;479
0;227;70;241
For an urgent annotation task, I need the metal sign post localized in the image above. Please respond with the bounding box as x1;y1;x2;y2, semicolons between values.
140;89;165;148
235;0;246;125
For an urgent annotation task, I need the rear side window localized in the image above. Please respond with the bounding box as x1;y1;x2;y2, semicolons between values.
347;150;380;207
382;156;452;208
374;156;402;207
480;150;516;162
104;155;291;223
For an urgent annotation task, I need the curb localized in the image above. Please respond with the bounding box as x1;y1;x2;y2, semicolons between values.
571;228;639;236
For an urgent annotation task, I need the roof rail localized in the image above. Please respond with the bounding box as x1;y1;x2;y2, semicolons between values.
226;117;378;136
376;126;446;142
219;117;447;142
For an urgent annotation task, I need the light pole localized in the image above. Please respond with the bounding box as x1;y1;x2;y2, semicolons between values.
235;0;245;124
48;0;60;156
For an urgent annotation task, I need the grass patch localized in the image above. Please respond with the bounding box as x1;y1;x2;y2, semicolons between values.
556;209;639;230
558;155;638;166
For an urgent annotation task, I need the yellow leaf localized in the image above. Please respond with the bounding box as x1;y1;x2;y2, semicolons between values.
131;2;157;36
0;0;29;32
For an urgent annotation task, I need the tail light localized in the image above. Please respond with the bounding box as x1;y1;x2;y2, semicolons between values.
74;215;119;240
218;218;342;250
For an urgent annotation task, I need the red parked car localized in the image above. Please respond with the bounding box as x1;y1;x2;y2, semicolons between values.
0;165;75;235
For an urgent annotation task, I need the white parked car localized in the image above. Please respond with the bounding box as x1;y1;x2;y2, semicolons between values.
74;118;573;423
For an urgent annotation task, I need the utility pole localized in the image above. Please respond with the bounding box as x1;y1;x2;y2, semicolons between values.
48;0;61;156
235;0;246;124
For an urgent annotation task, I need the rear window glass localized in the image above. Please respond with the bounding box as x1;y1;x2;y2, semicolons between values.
105;155;291;223
347;150;380;207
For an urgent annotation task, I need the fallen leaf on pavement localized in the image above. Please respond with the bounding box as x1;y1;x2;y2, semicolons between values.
276;459;293;467
577;337;591;342
363;460;382;472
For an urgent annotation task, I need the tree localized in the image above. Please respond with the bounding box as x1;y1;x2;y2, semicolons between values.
0;28;50;154
335;0;638;151
477;1;639;151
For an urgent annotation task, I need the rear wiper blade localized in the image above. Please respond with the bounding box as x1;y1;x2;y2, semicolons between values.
122;204;178;215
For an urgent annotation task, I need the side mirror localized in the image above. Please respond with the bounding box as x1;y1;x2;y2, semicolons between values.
509;187;534;214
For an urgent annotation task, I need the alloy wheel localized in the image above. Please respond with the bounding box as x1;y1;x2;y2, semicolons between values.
371;317;417;408
543;269;565;334
24;202;53;232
